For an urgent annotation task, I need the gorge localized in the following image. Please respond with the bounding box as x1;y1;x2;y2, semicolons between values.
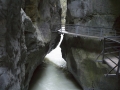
0;0;120;90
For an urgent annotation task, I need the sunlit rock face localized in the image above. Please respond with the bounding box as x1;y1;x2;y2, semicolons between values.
0;0;61;90
61;0;120;90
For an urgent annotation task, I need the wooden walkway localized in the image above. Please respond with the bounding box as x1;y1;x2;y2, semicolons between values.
58;30;120;76
55;25;120;76
101;37;120;76
58;30;102;39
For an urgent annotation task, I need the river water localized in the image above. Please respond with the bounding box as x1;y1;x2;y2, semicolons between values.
28;35;82;90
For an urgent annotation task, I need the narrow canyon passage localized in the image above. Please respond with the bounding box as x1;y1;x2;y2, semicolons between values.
28;35;82;90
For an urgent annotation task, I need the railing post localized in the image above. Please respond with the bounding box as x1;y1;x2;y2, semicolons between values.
103;37;105;63
100;29;102;37
61;24;62;33
115;30;116;36
117;51;120;76
88;28;89;36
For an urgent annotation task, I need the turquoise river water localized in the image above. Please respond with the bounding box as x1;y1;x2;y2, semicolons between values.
28;35;82;90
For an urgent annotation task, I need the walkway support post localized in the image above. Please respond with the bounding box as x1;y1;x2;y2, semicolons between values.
117;51;120;76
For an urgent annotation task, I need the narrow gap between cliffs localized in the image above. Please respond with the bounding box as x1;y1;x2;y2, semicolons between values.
45;0;67;68
28;30;82;90
28;0;82;90
45;34;66;68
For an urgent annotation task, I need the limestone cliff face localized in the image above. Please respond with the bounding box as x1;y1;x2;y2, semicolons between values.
61;36;119;90
66;0;120;34
61;0;120;90
66;0;120;25
0;0;61;90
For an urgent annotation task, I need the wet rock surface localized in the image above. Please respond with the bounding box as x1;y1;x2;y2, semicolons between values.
61;0;120;90
61;36;120;90
0;0;61;90
66;0;120;35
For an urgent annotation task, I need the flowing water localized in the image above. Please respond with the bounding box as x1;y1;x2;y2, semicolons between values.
28;35;82;90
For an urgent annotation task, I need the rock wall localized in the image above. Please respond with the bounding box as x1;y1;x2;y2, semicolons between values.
61;0;120;90
66;0;120;25
61;36;120;90
0;0;61;90
66;0;120;34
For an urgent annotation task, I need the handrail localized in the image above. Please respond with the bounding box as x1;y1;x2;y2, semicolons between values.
59;24;117;37
104;55;117;65
52;24;120;40
105;37;120;44
56;24;120;30
103;37;120;76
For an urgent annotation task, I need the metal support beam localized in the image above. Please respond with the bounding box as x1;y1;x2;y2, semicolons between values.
116;52;120;76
